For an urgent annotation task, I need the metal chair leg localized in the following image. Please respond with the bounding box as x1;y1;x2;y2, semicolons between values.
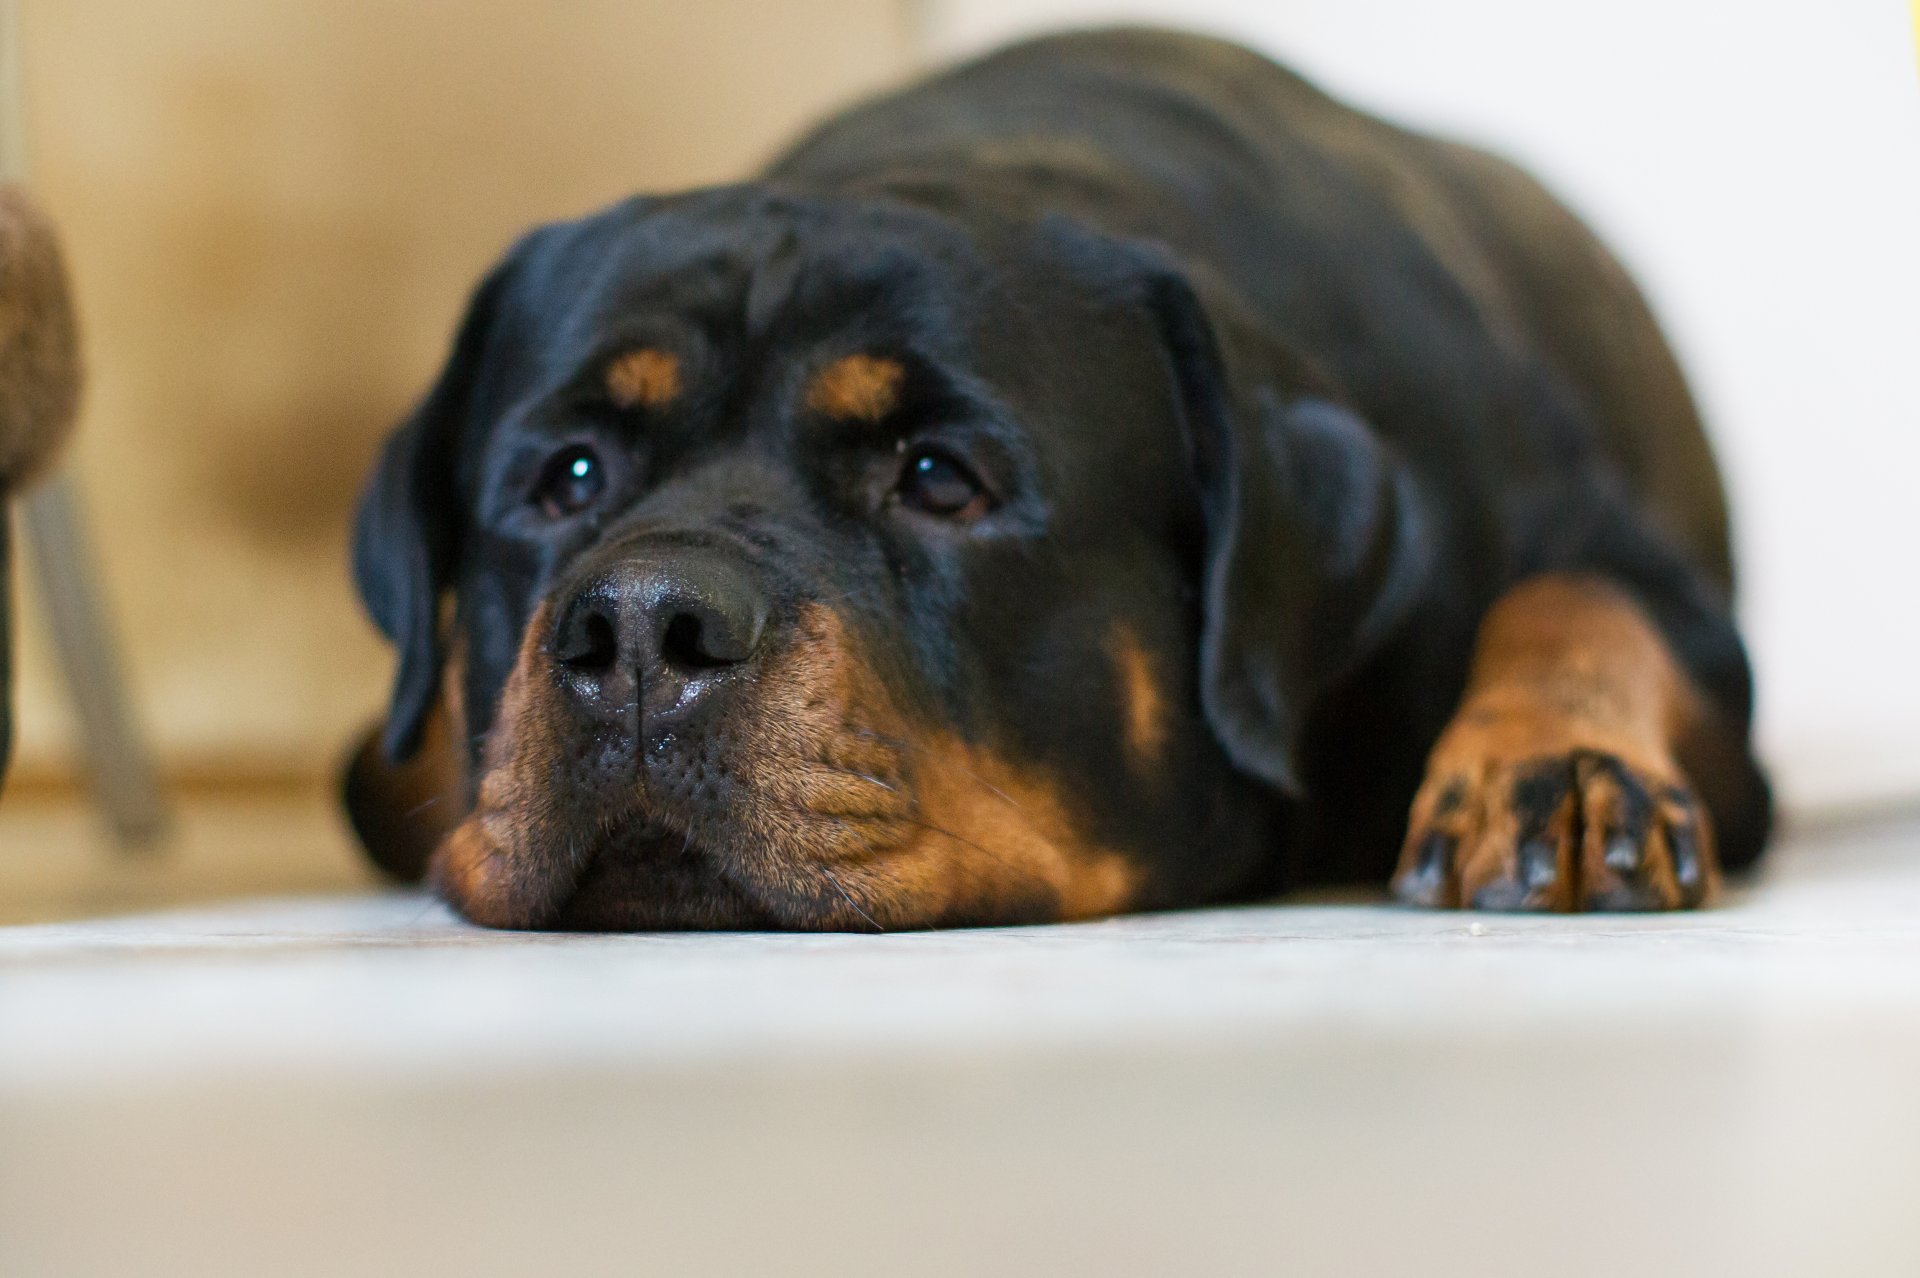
21;475;170;848
1;2;165;846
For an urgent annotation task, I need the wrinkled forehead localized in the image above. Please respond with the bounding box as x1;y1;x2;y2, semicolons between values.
458;186;1185;502
490;188;987;382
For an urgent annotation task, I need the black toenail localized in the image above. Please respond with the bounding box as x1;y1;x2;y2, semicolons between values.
1520;838;1559;888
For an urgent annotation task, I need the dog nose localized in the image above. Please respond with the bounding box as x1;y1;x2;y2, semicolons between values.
550;548;769;725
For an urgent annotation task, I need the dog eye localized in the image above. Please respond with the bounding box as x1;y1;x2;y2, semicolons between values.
533;445;606;519
896;447;989;519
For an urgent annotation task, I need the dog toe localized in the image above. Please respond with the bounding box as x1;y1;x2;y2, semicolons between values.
1396;749;1715;913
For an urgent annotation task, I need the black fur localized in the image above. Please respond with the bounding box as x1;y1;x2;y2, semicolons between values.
352;29;1769;918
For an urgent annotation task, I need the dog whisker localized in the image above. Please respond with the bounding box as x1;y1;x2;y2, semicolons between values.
891;814;1036;882
820;864;885;933
848;724;1027;814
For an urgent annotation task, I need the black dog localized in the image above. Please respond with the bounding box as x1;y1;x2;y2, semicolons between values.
346;29;1770;929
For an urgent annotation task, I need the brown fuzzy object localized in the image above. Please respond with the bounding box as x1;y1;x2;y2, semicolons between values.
0;182;80;494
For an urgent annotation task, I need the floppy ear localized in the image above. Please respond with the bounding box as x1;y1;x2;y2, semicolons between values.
352;263;511;760
1143;263;1433;796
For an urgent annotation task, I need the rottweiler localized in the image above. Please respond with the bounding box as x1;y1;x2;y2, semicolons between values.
345;28;1771;929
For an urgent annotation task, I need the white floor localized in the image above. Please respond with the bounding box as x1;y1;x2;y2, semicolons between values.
6;809;1920;1276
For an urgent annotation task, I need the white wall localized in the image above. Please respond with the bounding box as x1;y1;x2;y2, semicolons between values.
919;0;1920;815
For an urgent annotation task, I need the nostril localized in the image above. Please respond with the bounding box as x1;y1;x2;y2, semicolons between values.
661;610;735;670
554;599;621;673
553;555;768;694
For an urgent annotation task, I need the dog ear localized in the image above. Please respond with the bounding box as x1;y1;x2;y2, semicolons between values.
1142;262;1432;796
352;263;512;760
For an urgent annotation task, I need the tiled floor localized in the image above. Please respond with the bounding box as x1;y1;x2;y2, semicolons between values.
4;794;1920;1276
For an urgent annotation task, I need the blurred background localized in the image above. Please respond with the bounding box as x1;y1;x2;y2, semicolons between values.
3;8;1919;1275
3;0;1916;880
7;0;913;787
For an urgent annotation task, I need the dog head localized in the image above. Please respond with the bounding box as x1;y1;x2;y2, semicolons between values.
350;187;1427;929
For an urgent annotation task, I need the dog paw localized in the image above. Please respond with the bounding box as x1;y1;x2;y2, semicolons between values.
1392;748;1715;912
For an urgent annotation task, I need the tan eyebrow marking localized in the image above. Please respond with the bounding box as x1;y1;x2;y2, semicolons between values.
805;353;905;422
604;347;682;409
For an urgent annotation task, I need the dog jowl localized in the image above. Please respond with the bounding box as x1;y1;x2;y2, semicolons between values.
346;30;1771;929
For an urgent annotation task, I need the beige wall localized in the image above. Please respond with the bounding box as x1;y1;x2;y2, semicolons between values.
12;0;913;781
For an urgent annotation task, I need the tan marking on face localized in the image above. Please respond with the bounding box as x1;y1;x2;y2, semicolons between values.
439;595;1141;931
723;604;1141;926
604;346;682;409
429;604;595;929
891;734;1142;922
1107;624;1168;771
804;353;905;422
